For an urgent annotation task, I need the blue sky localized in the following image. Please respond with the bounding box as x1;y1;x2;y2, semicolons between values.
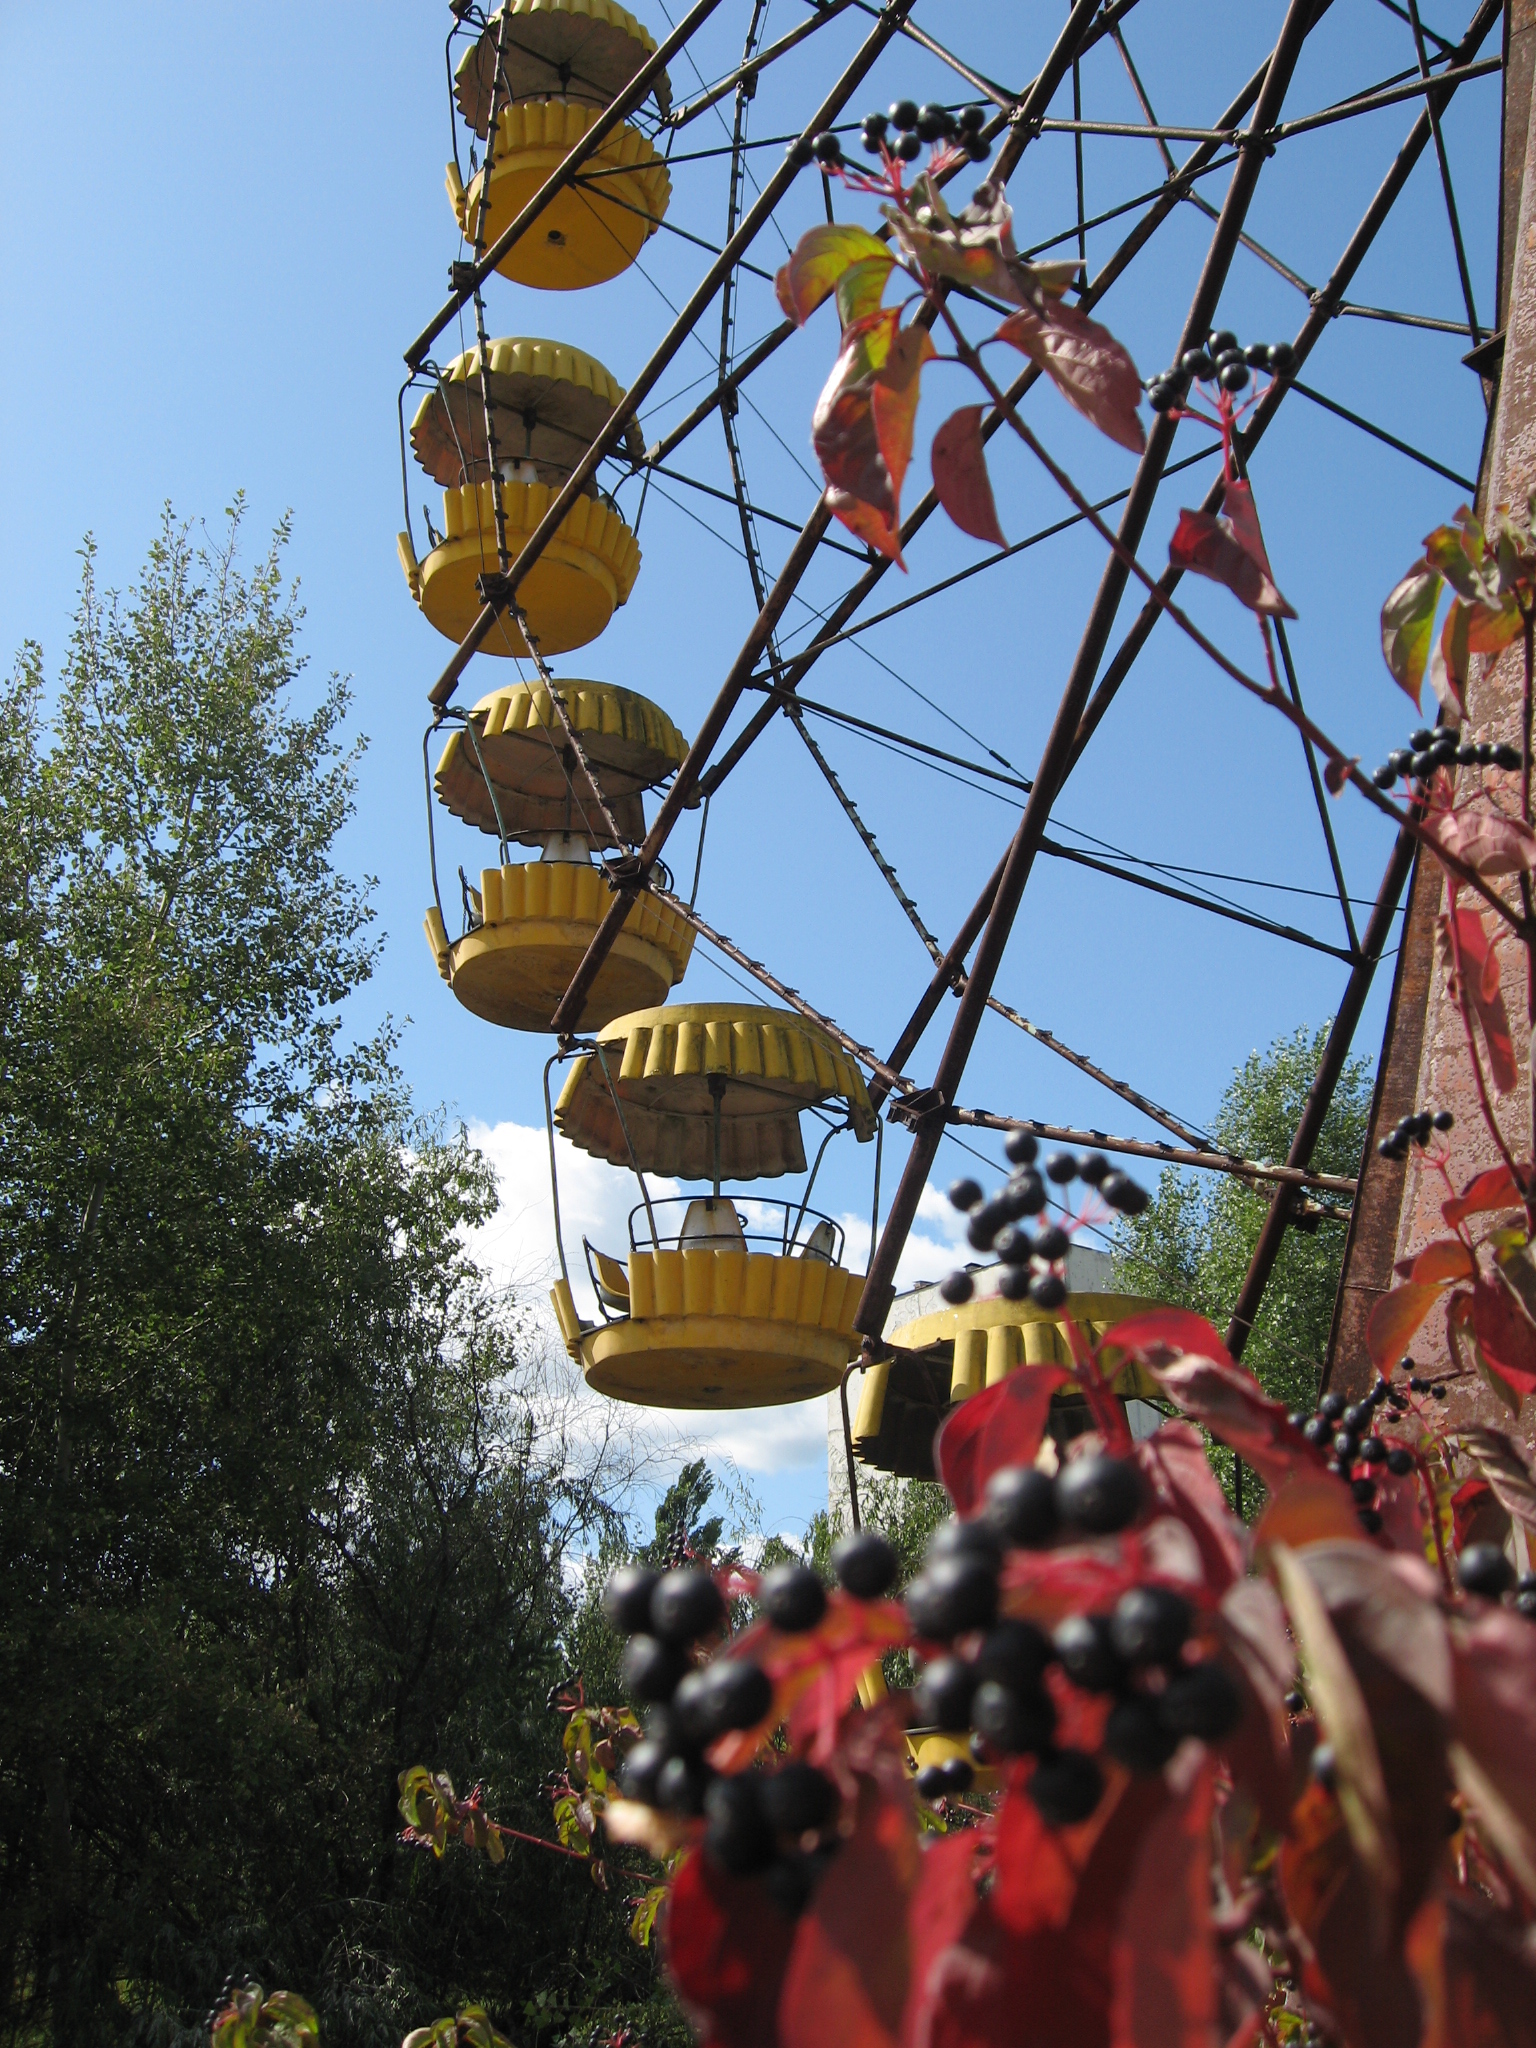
0;2;1500;1543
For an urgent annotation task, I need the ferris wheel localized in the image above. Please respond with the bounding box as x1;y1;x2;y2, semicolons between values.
395;0;1500;1495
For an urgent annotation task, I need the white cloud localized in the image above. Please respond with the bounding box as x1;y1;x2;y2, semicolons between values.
461;1118;966;1485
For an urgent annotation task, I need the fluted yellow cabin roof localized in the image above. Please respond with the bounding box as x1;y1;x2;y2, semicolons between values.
435;679;688;847
556;1003;876;1180
455;0;670;133
410;338;643;489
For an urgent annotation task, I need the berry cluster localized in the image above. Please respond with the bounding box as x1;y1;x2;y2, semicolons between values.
1370;722;1521;791
1375;1104;1453;1161
907;1467;1241;1824
791;99;991;173
603;1535;899;1904
1291;1370;1414;1535
1145;330;1296;413
1456;1542;1536;1619
939;1133;1147;1310
204;1975;242;2036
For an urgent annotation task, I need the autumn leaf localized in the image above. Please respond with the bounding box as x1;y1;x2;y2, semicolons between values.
930;406;1005;546
1145;1352;1311;1491
1110;1759;1217;2048
1366;1281;1446;1374
996;301;1146;454
1136;1421;1247;1592
1443;1162;1524;1227
1448;1604;1536;1894
1408;1890;1536;2048
779;1775;916;2048
1424;804;1536;878
1408;1238;1477;1285
1101;1305;1236;1372
1272;1545;1404;1910
1380;561;1441;705
870;326;937;518
1471;1275;1536;1404
1167;478;1296;618
883;177;1037;307
1438;903;1517;1094
777;223;893;326
934;1361;1068;1515
812;312;934;567
1456;1423;1536;1532
666;1849;798;2048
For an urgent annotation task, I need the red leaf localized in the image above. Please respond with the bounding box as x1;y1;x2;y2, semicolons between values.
715;1595;908;1769
870;326;937;517
1216;1579;1297;1831
900;1832;983;2048
1254;1472;1365;1552
1103;1306;1236;1372
1443;1163;1524;1227
1136;1422;1247;1592
996;302;1146;454
933;1362;1067;1515
1410;1238;1477;1284
1279;1783;1424;2048
1409;1890;1536;2048
780;1775;916;2048
824;487;904;566
666;1849;797;2048
1146;1354;1309;1491
1438;903;1517;1095
1471;1277;1536;1398
1366;1281;1445;1373
930;407;1005;546
1110;1759;1216;2048
1168;480;1296;619
1424;805;1536;878
1450;1604;1536;1862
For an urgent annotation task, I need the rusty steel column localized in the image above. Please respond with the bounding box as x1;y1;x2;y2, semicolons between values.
1328;4;1536;1428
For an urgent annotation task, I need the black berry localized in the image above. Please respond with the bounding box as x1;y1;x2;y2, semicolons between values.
1028;1748;1104;1825
928;1516;1004;1569
1268;341;1296;375
895;132;922;162
1099;1171;1148;1215
657;1751;713;1814
1385;1447;1413;1477
982;1464;1058;1548
1078;1152;1110;1185
1458;1543;1515;1598
811;131;842;166
889;99;919;131
603;1564;660;1634
1319;1392;1345;1421
651;1569;726;1646
1219;360;1250;392
914;1655;978;1730
1034;1223;1070;1261
1030;1272;1068;1309
948;1177;983;1212
971;1679;1056;1754
620;1737;669;1803
832;1530;897;1598
621;1633;685;1702
1005;1171;1047;1218
915;103;950;141
1052;1612;1127;1693
1109;1585;1192;1666
1161;1661;1243;1740
906;1554;999;1640
915;1763;950;1802
1045;1151;1078;1184
1105;1694;1180;1773
1004;1130;1038;1166
673;1659;773;1744
703;1774;774;1874
958;105;986;135
760;1761;836;1834
1055;1453;1142;1534
939;1269;974;1304
760;1564;827;1633
973;1618;1053;1694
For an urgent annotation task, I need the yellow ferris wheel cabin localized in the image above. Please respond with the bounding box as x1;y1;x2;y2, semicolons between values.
398;337;641;656
547;1003;877;1408
449;0;672;291
423;677;695;1034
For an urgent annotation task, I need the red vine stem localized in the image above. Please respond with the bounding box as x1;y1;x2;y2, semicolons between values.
922;291;1530;941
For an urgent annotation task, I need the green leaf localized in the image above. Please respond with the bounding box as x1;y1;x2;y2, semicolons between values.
1380;561;1440;704
775;224;893;326
835;256;893;329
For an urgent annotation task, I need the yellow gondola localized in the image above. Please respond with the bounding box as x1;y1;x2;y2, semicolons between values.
423;677;695;1032
448;0;671;292
850;1278;1164;1478
547;1003;877;1408
398;338;641;656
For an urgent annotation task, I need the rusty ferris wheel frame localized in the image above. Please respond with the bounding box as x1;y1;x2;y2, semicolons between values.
402;0;1508;1383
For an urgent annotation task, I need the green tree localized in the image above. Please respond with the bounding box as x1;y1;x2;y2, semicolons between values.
1112;1022;1372;1487
0;511;664;2047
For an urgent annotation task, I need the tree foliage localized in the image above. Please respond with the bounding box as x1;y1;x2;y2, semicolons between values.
0;511;664;2047
1113;1023;1373;1419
